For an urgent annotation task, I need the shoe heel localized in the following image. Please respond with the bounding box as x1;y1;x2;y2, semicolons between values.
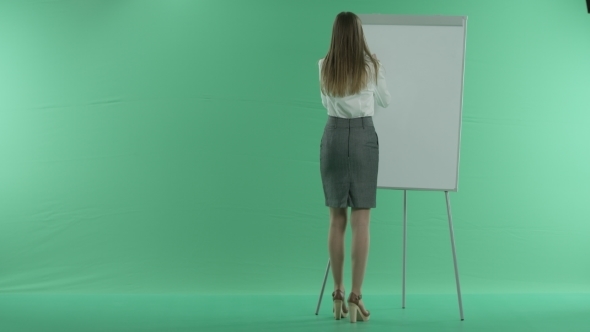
348;303;358;323
333;300;343;320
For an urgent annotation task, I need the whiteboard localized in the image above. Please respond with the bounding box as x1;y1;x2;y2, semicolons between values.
359;15;467;191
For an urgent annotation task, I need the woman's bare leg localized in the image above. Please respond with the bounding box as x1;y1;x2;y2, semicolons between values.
350;208;370;295
328;207;347;291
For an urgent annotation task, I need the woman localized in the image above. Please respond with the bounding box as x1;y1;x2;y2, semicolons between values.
318;12;391;323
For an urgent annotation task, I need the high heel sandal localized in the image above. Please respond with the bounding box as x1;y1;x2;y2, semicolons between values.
348;292;370;323
332;290;349;320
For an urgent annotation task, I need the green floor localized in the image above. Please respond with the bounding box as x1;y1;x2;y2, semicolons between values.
1;293;589;331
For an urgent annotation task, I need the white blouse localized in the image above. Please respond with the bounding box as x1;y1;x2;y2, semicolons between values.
318;58;391;119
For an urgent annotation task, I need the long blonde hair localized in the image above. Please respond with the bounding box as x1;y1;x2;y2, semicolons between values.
321;12;379;97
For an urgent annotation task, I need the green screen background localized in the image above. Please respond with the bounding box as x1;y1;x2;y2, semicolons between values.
1;0;589;296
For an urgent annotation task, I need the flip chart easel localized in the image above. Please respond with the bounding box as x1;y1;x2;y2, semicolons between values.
315;14;468;321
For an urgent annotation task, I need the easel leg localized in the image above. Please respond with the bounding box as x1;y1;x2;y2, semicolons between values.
315;259;331;315
402;189;407;309
445;191;465;321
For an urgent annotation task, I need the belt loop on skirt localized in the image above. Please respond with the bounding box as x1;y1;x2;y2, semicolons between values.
362;116;365;129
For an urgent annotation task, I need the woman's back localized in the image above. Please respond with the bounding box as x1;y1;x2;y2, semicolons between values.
319;57;391;119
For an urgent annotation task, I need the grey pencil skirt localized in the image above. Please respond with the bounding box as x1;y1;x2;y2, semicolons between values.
320;116;379;208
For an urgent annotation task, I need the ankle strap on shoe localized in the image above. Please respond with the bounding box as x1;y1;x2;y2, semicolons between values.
332;290;345;300
348;292;362;303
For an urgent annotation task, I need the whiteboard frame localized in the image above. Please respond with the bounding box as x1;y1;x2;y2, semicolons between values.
359;14;468;192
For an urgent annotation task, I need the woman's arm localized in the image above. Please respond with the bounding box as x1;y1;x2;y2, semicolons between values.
374;61;391;108
319;59;328;109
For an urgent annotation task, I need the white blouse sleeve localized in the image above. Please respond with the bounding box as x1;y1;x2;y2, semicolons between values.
318;59;328;109
374;62;391;108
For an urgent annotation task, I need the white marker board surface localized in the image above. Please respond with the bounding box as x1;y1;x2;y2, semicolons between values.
359;15;467;191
